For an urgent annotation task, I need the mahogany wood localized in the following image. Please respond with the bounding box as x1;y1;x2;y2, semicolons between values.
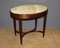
10;6;48;45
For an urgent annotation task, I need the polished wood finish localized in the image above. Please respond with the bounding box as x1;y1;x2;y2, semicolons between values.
19;20;22;44
10;10;48;20
13;19;16;36
43;15;47;37
10;6;48;45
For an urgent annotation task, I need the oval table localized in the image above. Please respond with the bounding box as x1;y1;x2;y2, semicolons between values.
10;5;48;44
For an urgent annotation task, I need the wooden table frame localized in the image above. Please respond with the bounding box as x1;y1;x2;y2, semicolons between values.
10;9;48;45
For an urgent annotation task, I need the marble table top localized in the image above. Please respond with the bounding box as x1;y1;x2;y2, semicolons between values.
10;5;48;14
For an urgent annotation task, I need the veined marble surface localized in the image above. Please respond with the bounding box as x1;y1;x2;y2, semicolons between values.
10;5;47;14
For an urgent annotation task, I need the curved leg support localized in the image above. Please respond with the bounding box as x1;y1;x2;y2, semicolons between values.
22;19;37;37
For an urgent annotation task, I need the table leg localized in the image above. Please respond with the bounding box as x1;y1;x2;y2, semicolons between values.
13;19;16;36
43;16;47;37
35;19;37;30
19;20;22;45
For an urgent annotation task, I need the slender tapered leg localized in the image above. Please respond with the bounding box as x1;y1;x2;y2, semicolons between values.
43;16;47;37
35;19;37;30
19;20;22;45
13;19;16;36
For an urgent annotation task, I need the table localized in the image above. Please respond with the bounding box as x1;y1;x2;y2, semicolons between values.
10;5;48;44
